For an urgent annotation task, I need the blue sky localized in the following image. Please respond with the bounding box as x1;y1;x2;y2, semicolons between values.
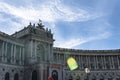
0;0;120;50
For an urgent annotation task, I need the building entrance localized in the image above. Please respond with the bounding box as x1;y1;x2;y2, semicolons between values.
52;70;58;80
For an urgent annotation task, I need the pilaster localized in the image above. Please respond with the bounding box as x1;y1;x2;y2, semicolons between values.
19;47;22;65
2;41;4;62
5;42;7;62
103;55;106;69
11;44;14;63
95;55;98;69
111;56;115;69
14;45;16;64
117;56;120;69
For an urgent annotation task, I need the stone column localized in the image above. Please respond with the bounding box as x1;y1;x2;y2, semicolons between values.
48;44;50;62
5;42;7;62
111;56;115;69
1;41;5;62
78;55;80;69
117;56;120;69
40;66;43;80
109;56;112;69
95;55;98;69
80;55;82;69
59;54;61;63
19;47;22;65
85;55;87;67
89;55;91;69
56;53;58;63
103;55;106;69
62;54;64;63
50;44;53;62
58;54;60;63
64;53;65;65
110;56;113;69
81;55;84;69
101;56;103;69
14;45;16;64
98;56;100;70
93;55;96;70
22;48;25;65
102;55;106;69
86;55;88;67
11;44;14;63
30;40;33;59
51;44;53;62
78;55;79;69
35;41;37;62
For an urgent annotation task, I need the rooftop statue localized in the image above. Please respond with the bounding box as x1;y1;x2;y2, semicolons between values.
36;19;45;30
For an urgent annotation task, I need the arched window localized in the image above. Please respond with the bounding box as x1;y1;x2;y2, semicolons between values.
32;70;38;80
14;73;19;80
99;76;104;80
37;44;45;62
69;75;73;80
76;75;80;80
5;72;9;80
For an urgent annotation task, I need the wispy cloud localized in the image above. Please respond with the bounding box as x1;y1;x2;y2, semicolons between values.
54;32;111;48
0;0;111;48
0;17;24;34
0;0;103;35
0;0;102;23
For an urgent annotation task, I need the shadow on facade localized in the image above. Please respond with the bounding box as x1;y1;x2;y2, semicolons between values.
5;72;9;80
14;73;19;80
32;70;38;80
68;75;73;80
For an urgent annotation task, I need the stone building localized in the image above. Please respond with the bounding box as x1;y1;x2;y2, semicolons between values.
0;21;120;80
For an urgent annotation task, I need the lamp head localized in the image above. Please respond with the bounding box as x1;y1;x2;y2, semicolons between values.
85;68;90;74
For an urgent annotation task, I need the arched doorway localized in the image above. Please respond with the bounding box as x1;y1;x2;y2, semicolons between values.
116;77;120;80
5;72;9;80
14;73;19;80
99;75;104;80
69;75;73;80
32;70;38;80
52;70;58;80
76;75;80;80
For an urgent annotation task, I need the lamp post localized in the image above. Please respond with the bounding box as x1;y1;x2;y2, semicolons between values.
85;68;90;80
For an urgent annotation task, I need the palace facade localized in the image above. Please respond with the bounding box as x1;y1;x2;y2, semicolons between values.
0;21;120;80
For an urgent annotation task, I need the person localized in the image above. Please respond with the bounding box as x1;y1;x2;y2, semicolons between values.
48;76;54;80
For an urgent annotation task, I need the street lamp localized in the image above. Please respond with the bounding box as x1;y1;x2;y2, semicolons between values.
85;68;90;80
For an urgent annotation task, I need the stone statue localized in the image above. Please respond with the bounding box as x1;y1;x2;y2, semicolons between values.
37;19;44;30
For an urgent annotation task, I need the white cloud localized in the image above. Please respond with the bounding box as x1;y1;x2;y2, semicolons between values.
0;0;102;35
54;32;111;48
0;0;102;23
0;18;25;34
0;0;109;47
54;38;86;48
0;0;104;35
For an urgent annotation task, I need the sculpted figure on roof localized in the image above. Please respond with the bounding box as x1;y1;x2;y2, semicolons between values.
37;19;45;30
